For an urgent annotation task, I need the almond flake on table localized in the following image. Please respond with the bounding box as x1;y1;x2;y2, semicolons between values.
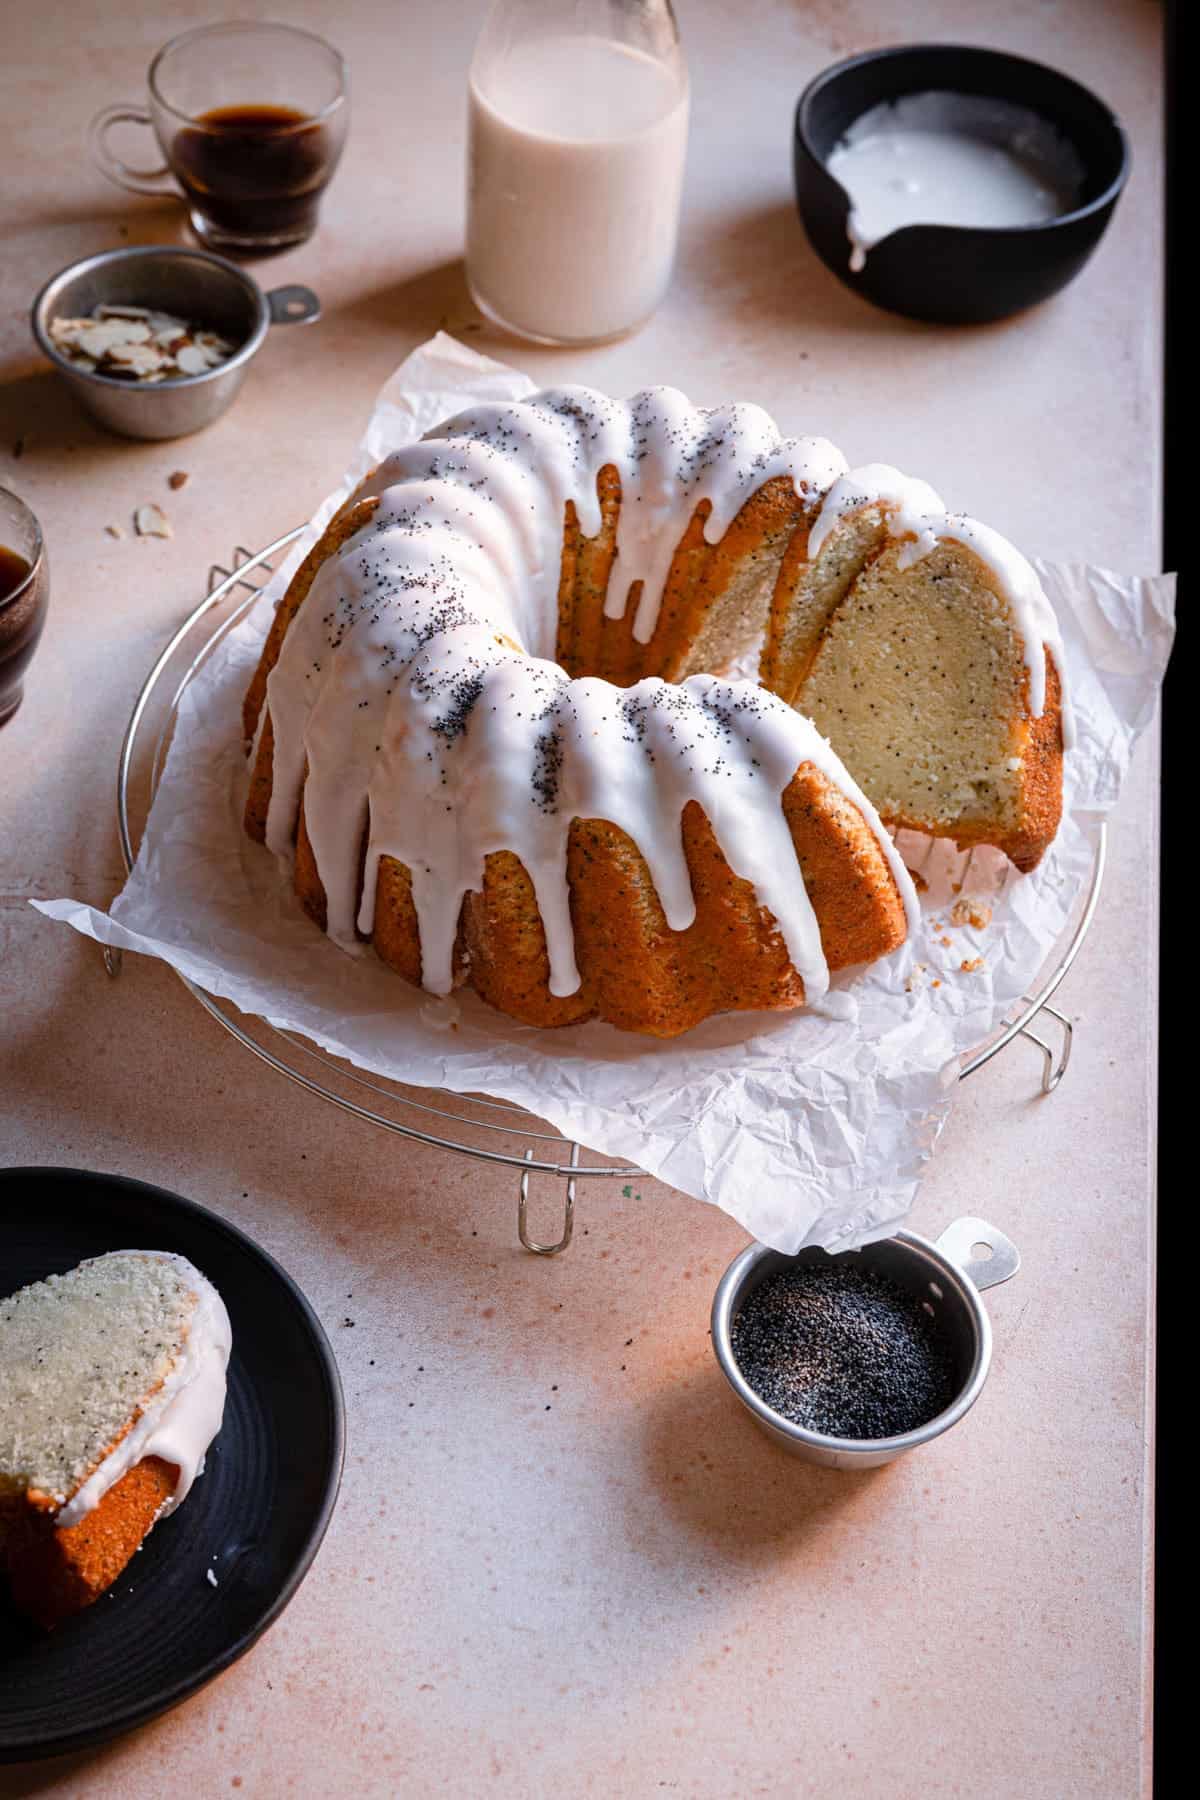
49;306;237;383
134;504;172;539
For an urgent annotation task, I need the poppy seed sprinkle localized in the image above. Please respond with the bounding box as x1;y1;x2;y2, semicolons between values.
730;1260;959;1440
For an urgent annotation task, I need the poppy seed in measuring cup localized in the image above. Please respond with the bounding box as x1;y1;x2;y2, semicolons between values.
729;1261;958;1440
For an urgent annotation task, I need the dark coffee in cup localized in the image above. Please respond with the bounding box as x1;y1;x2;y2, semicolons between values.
170;105;337;244
89;23;348;254
0;542;49;727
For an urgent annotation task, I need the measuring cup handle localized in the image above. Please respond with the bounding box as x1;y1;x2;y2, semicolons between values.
89;104;176;197
266;286;323;326
936;1216;1021;1291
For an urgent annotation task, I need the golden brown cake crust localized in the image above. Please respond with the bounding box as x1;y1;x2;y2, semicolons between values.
2;1455;177;1630
369;764;906;1038
555;469;807;690
759;515;815;707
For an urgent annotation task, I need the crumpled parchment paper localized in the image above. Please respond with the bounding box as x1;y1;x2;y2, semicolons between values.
34;333;1176;1252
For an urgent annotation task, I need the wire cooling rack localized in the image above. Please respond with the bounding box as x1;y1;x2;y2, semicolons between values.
104;535;1106;1253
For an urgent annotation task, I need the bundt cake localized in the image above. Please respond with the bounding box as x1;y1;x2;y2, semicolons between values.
241;386;1066;1036
1;1250;231;1628
760;464;1073;873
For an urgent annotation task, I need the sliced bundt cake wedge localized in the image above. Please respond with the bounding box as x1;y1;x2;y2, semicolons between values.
0;1250;231;1629
790;524;1069;872
763;466;1070;873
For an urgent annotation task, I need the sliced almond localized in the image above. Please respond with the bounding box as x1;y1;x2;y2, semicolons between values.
49;319;101;359
77;320;152;357
134;503;173;539
49;305;236;382
174;343;209;375
105;342;166;377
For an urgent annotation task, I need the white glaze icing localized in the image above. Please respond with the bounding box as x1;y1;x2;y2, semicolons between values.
57;1252;231;1529
808;464;1075;747
259;386;1063;1008
826;90;1084;273
807;462;946;561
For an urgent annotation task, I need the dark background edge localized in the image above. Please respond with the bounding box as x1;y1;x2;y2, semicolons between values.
1154;0;1178;1792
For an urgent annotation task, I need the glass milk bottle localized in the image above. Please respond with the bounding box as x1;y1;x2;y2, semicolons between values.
466;0;689;345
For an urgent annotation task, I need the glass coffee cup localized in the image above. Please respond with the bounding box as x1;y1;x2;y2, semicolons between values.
90;21;348;255
0;488;49;729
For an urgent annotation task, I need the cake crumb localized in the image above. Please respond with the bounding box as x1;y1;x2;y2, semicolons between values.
905;962;928;993
105;523;124;539
951;897;992;930
960;957;985;974
168;469;189;490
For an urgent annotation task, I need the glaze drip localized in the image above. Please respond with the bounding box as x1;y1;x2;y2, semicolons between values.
56;1252;231;1529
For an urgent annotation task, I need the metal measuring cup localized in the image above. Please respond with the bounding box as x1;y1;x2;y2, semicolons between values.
711;1215;1020;1469
31;245;319;441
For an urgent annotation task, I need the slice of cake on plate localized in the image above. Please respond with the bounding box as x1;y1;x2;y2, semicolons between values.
0;1249;231;1629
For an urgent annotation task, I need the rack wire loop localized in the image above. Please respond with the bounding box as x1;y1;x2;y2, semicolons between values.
1017;1003;1074;1094
518;1144;578;1256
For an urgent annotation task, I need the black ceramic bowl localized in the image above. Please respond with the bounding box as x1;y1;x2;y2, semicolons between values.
794;43;1130;325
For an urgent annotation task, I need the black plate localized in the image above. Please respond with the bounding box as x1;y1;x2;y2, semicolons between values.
0;1167;345;1763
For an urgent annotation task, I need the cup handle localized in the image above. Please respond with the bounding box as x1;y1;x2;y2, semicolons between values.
935;1216;1021;1292
89;104;176;197
266;285;322;326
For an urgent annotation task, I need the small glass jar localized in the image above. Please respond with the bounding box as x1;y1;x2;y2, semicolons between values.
466;0;689;346
0;487;49;728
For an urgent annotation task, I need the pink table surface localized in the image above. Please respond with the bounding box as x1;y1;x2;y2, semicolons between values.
0;2;1159;1794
